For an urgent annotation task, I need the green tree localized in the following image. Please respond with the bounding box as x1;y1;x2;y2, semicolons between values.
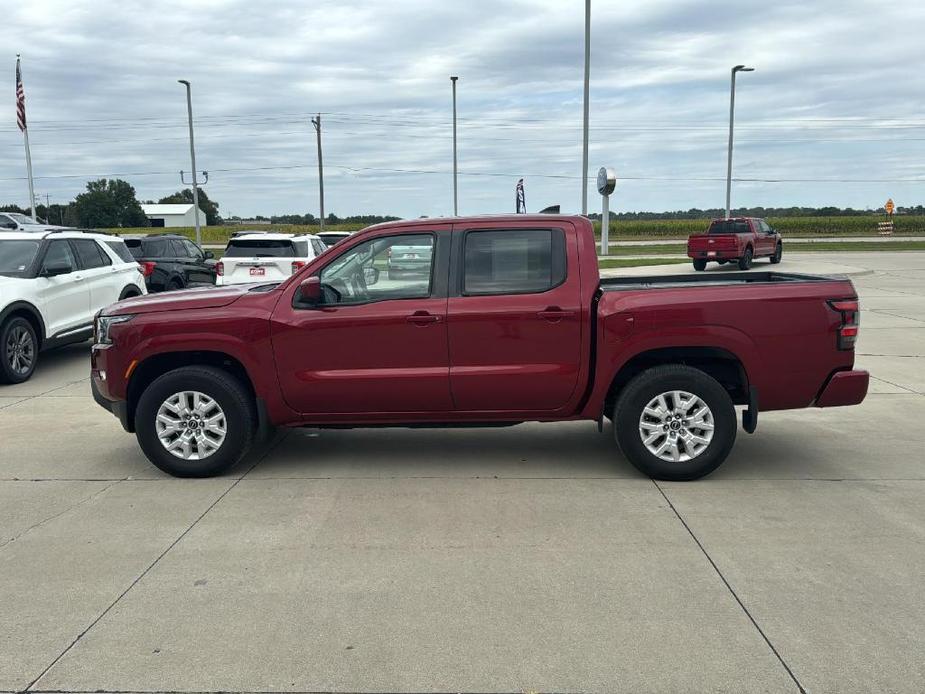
73;179;148;228
158;188;221;225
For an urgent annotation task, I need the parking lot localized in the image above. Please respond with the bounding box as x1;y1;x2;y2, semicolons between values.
2;251;923;693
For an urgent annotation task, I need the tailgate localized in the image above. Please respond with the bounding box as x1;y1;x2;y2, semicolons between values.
223;258;292;284
688;234;738;252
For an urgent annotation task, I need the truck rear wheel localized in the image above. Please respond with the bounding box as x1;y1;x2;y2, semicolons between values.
135;366;256;477
738;247;753;270
692;259;707;271
613;365;736;480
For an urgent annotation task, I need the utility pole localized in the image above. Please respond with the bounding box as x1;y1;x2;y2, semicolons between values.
580;0;591;215
725;65;754;218
177;80;202;246
45;193;50;222
451;76;459;216
311;114;325;231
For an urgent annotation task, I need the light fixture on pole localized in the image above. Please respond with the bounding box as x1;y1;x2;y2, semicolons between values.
178;80;202;246
725;65;754;219
451;76;458;216
597;167;616;256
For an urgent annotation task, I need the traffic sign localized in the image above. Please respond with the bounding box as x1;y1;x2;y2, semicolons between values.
885;198;895;216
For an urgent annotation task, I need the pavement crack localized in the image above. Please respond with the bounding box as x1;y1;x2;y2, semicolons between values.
653;480;807;694
0;480;124;551
22;431;290;693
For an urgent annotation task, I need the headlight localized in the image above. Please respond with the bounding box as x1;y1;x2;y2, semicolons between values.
94;314;135;345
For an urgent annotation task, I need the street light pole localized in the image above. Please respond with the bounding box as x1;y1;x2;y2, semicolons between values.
725;65;754;219
580;0;591;215
178;80;202;246
451;76;458;216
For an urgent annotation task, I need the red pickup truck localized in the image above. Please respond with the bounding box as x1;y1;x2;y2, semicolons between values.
688;217;783;271
91;215;867;481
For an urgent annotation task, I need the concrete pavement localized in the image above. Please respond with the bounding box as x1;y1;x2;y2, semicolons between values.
1;251;924;693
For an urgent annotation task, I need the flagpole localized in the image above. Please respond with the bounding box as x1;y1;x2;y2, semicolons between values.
16;55;36;219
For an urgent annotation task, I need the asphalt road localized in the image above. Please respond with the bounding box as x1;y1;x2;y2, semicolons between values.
2;252;924;693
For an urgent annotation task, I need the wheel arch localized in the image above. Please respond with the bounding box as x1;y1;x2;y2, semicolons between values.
125;350;256;432
601;346;750;419
0;301;46;348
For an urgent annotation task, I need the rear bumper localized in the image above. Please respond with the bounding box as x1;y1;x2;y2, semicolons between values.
688;249;739;259
815;369;869;408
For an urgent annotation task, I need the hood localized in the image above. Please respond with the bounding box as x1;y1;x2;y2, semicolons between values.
0;275;29;296
103;284;258;316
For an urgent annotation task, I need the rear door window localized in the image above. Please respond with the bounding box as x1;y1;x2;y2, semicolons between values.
72;239;111;269
462;228;566;295
223;240;298;257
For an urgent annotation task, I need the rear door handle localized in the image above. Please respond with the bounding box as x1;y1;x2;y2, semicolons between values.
407;311;440;326
537;307;574;322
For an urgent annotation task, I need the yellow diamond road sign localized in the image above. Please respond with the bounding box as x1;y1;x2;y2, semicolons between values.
885;198;895;215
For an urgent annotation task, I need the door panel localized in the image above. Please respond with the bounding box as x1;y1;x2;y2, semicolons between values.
271;229;453;414
447;225;583;412
72;239;120;310
37;240;90;336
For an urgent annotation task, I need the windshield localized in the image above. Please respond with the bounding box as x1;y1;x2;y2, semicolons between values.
0;240;41;277
708;220;750;234
8;213;39;225
223;239;297;258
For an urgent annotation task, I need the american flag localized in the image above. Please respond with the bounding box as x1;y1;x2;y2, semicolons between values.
15;56;27;132
515;178;526;214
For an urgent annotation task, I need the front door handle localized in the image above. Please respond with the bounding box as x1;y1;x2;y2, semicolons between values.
407;311;440;326
537;307;574;322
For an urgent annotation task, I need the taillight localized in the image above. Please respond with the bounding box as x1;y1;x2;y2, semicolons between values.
216;261;224;276
828;299;860;350
291;260;306;275
139;261;156;277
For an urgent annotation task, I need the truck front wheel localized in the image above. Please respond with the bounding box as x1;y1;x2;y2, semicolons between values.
135;366;257;477
613;365;737;480
692;259;707;271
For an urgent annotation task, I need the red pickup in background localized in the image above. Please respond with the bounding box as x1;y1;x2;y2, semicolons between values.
687;217;783;270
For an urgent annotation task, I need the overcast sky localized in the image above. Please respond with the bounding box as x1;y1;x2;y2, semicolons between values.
4;0;925;219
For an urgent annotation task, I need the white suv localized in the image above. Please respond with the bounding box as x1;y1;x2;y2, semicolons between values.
0;212;65;232
215;232;326;286
0;230;147;383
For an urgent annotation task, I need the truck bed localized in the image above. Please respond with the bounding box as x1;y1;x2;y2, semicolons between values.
600;271;841;292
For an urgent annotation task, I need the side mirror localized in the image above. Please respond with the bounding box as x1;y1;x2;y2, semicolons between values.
42;262;72;277
204;250;214;260
363;266;380;286
298;276;323;305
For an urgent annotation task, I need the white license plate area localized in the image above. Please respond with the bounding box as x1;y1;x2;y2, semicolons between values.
249;267;266;276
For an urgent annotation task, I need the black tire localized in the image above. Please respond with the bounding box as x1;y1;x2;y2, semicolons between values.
613;364;737;481
692;259;707;271
0;316;38;384
737;247;753;270
167;278;185;291
770;243;782;264
119;285;142;300
134;366;256;477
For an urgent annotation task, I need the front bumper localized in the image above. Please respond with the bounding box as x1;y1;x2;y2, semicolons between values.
91;377;132;432
815;369;869;407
